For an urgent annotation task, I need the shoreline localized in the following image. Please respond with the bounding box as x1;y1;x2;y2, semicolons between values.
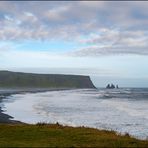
0;88;72;123
0;108;21;124
0;88;96;123
1;88;147;141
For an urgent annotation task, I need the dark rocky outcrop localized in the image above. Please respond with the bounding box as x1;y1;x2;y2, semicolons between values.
106;83;117;89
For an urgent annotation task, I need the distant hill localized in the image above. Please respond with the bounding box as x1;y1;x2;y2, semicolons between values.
0;71;95;88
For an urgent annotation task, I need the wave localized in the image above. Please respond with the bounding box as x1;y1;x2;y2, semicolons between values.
1;88;148;140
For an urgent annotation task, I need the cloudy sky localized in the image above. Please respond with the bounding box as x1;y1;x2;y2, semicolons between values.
0;1;148;87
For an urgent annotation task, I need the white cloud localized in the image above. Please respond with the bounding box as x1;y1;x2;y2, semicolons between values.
0;1;148;56
44;6;69;22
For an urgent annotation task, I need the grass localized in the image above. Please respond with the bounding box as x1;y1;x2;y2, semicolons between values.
0;123;147;147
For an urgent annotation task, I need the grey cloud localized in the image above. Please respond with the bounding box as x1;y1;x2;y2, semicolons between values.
68;46;148;57
0;1;148;55
0;1;147;40
81;29;148;54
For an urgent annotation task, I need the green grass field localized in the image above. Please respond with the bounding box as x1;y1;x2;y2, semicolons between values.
0;123;147;147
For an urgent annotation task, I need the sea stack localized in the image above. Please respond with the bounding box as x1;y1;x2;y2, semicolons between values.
106;83;118;89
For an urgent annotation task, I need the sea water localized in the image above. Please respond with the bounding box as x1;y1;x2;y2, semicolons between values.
1;88;148;139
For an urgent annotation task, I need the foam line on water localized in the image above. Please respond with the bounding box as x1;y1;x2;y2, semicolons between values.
2;88;148;139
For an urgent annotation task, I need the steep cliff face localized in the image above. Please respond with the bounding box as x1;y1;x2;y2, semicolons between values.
0;71;96;88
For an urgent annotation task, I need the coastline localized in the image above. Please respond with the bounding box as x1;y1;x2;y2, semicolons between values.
0;88;94;123
0;88;148;146
0;108;21;123
0;88;66;123
0;91;21;123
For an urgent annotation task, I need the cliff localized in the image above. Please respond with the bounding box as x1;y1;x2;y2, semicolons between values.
0;71;95;88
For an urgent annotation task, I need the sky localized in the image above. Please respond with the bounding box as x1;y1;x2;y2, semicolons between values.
0;1;148;87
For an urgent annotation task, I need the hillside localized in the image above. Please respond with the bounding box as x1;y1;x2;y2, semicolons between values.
0;71;95;88
0;123;148;147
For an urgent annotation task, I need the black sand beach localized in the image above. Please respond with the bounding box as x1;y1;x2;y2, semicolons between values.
0;88;48;123
0;89;27;123
0;93;18;123
0;88;74;123
0;108;17;123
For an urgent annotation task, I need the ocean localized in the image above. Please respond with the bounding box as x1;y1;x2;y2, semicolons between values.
1;88;148;139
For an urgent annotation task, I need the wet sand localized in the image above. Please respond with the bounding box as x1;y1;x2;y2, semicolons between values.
0;92;21;123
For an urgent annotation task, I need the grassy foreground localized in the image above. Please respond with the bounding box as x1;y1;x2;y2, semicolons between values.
0;123;148;147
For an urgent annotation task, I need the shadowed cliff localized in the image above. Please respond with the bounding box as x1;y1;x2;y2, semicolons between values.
0;71;95;88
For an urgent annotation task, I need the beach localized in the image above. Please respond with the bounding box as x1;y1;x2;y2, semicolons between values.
0;88;74;123
1;88;148;147
1;88;148;140
0;88;59;123
0;90;20;123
